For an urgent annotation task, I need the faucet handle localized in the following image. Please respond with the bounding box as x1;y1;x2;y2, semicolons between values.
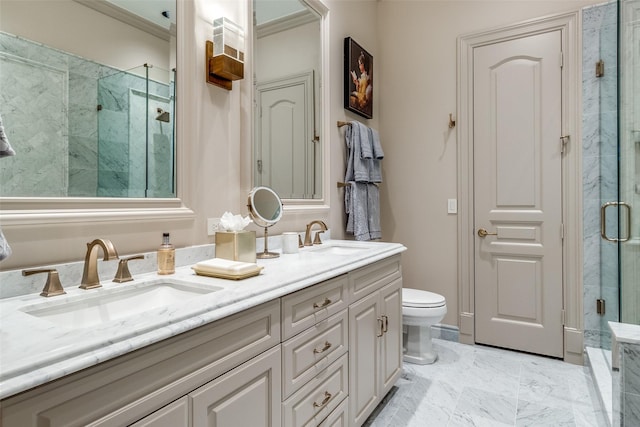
22;268;66;297
113;255;145;283
313;230;325;245
298;234;304;248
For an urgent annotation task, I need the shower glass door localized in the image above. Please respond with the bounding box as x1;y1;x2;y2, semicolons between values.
618;0;640;325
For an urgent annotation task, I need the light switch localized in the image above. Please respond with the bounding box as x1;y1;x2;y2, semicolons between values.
447;199;457;214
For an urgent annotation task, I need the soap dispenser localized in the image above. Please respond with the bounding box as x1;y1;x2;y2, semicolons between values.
157;232;175;275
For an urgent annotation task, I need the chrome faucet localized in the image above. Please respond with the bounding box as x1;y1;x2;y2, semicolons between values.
303;220;328;246
80;239;119;289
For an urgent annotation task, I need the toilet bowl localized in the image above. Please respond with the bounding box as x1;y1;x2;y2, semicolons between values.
402;288;447;365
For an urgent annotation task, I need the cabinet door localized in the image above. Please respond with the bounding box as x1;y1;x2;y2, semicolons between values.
130;397;190;427
348;291;380;427
190;346;281;427
379;278;402;396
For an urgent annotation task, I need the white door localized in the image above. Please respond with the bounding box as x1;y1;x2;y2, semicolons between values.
256;73;314;199
473;30;564;358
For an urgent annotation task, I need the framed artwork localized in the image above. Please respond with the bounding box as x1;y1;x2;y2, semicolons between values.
344;37;373;119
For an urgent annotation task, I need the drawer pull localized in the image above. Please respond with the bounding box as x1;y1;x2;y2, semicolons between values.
313;298;332;309
382;315;388;333
313;341;332;354
313;391;332;409
377;317;384;337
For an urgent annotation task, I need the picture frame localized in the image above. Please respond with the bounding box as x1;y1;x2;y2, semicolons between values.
344;37;373;119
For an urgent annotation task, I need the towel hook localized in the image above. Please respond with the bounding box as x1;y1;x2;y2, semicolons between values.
448;113;456;129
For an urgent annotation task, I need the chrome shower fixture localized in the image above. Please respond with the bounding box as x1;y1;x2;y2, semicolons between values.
155;108;170;123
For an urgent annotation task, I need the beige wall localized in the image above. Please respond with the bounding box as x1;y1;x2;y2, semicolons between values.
1;0;601;330
377;0;602;325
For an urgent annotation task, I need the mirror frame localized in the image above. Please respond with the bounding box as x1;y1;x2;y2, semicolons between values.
0;0;194;226
251;0;330;214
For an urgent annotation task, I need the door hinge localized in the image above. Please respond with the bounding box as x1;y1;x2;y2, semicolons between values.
560;51;564;68
597;298;606;315
596;60;605;78
561;223;565;240
257;159;263;173
561;309;566;325
560;135;570;153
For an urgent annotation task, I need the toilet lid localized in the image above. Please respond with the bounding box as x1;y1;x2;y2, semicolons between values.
402;288;446;308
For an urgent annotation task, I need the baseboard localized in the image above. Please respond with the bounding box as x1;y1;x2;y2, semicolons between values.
432;324;459;342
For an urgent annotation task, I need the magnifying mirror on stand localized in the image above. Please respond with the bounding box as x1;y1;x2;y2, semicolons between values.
248;186;283;259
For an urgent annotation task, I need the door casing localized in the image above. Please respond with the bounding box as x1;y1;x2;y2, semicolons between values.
456;11;584;363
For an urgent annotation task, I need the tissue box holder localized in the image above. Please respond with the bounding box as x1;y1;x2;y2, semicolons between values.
215;231;256;263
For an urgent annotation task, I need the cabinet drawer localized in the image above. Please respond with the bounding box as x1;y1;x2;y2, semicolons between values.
349;255;401;302
282;275;348;340
318;397;348;427
283;353;348;427
129;397;189;427
282;310;348;399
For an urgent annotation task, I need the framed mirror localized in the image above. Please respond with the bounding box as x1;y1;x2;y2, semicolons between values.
0;0;194;226
0;0;176;199
252;0;329;208
247;186;283;258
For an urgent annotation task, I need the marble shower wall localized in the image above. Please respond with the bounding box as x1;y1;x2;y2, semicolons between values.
0;32;174;198
97;68;174;198
582;1;619;350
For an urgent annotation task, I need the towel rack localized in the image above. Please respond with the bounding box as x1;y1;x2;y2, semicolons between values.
337;121;351;128
337;181;378;188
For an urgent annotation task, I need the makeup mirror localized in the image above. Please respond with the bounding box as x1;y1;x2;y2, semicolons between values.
247;186;283;259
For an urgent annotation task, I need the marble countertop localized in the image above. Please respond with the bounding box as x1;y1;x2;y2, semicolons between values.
609;321;640;345
0;240;406;400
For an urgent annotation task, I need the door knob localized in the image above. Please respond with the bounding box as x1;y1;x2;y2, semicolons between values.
477;228;497;238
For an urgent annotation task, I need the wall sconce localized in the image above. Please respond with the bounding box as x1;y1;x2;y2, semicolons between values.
206;17;245;90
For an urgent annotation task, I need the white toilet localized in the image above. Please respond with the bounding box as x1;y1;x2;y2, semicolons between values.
402;288;447;365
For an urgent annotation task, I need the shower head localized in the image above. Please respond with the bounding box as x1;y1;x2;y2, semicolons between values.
155;108;170;123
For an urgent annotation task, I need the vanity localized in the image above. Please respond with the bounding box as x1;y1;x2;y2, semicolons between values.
0;240;406;427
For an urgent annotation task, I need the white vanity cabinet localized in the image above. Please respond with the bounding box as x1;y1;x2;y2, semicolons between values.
348;256;403;427
1;252;404;427
0;300;281;427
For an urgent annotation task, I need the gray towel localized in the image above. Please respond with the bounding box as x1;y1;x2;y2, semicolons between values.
0;112;15;261
369;128;384;159
345;122;371;182
345;182;381;241
367;184;381;240
0;229;12;261
0;113;16;158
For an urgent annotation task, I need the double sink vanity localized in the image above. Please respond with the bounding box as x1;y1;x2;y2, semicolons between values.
0;239;406;427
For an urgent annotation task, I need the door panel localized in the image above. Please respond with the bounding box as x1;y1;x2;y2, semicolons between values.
473;30;564;358
256;73;314;199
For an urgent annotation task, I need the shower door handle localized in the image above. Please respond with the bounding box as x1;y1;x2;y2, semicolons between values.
600;201;632;242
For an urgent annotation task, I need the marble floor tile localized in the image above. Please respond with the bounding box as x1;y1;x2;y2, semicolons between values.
366;339;609;427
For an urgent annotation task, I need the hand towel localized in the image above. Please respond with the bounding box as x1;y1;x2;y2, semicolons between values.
369;128;384;159
354;121;373;159
367;183;381;240
0;229;12;261
345;182;371;241
0;113;15;158
345;122;372;182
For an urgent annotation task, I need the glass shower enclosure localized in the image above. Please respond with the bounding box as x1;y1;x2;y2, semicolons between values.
97;64;175;198
616;0;640;325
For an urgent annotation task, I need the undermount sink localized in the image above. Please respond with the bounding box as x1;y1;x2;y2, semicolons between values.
20;279;223;330
305;243;371;256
